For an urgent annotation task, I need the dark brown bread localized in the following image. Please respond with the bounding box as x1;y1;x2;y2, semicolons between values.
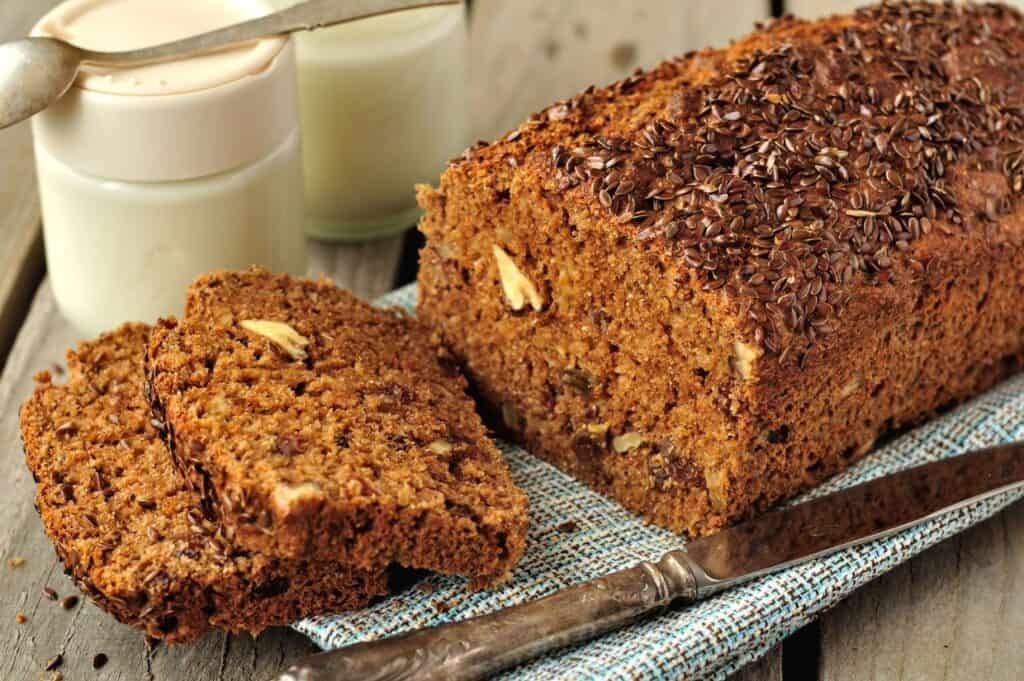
20;324;388;643
147;269;528;588
416;2;1024;538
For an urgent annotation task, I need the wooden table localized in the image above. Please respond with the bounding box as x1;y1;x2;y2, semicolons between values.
1;2;1021;679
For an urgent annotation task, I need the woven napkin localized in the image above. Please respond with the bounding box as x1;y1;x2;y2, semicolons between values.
294;284;1024;680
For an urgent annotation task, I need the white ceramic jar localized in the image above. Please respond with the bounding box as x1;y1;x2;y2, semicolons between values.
32;0;307;336
269;0;468;241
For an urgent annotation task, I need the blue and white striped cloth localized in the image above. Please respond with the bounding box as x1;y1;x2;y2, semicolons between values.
295;284;1024;680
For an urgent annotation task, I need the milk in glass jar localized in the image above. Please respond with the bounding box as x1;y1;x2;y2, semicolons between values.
269;0;469;241
32;0;307;335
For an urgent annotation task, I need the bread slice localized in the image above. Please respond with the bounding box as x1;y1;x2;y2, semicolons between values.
146;269;528;588
20;324;388;643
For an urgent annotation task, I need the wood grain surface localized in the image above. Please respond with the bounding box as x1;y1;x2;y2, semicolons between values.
818;505;1024;681
307;237;405;297
0;0;61;368
468;0;771;140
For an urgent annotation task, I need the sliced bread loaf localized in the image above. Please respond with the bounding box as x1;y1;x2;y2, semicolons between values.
20;324;388;643
147;269;528;588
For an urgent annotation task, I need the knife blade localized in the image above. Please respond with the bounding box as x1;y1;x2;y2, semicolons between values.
685;440;1024;588
274;442;1024;681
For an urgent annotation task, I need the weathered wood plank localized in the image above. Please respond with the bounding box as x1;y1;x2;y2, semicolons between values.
0;1;60;368
733;644;785;681
469;0;772;140
784;0;866;18
307;237;405;299
819;503;1024;681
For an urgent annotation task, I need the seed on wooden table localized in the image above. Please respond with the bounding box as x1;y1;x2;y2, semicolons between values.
15;612;27;624
45;654;63;671
59;595;78;610
42;586;58;601
7;556;25;567
92;653;109;670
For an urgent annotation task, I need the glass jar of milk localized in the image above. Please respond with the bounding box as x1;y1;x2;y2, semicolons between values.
31;0;307;336
269;1;468;241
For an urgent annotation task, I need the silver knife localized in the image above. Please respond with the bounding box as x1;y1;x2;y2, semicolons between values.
274;442;1024;681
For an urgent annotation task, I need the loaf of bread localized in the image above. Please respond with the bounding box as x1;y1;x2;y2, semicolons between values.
417;2;1024;538
20;324;388;643
147;269;528;588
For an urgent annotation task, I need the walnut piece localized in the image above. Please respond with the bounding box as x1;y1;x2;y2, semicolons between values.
612;432;644;453
731;341;762;381
704;467;729;512
501;402;522;431
240;320;310;361
855;436;877;457
841;375;863;398
493;245;544;311
427;440;454;454
271;481;325;517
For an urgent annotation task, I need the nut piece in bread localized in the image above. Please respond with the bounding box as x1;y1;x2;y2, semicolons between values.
240;319;310;361
493;245;544;312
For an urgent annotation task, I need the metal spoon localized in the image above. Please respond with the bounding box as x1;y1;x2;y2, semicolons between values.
0;0;459;130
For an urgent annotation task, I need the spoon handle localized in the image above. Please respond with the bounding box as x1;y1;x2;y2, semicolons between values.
78;0;461;66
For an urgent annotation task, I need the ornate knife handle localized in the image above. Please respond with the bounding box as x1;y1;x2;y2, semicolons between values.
274;550;701;681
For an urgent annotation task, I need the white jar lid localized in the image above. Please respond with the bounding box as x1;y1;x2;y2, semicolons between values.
31;0;298;182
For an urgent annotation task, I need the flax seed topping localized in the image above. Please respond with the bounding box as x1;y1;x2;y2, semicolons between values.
545;1;1024;360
